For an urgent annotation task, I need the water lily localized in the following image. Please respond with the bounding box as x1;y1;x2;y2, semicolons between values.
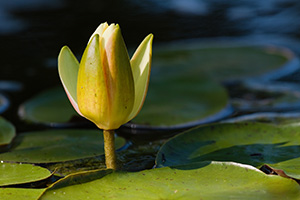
58;22;153;169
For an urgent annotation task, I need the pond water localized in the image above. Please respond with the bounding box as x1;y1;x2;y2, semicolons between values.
1;0;300;173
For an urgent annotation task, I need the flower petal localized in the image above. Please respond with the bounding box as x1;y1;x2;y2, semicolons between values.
88;22;109;44
100;24;135;129
128;34;153;121
58;46;82;116
77;34;110;128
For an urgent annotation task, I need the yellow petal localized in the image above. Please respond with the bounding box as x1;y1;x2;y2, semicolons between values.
100;24;135;129
88;22;109;44
128;34;153;121
58;46;82;116
77;34;110;129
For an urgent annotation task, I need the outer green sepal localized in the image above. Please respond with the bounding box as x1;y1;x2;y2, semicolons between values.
128;34;154;120
58;46;81;116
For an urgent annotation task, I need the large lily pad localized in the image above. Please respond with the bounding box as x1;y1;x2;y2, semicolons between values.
0;163;51;186
222;112;300;125
156;122;300;179
127;73;231;129
0;129;126;163
0;117;16;146
228;81;300;112
39;161;300;200
0;188;45;200
18;87;83;127
153;41;298;82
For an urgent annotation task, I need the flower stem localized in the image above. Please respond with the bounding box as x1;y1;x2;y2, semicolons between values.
103;129;117;170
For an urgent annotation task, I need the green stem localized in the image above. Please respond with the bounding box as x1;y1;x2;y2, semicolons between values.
103;129;117;170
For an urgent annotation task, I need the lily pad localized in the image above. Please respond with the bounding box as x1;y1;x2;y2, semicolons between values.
0;162;51;186
0;129;126;163
156;122;300;179
18;87;84;127
153;41;298;82
228;81;300;112
0;117;16;146
39;161;300;200
127;74;231;129
0;188;45;200
222;112;300;125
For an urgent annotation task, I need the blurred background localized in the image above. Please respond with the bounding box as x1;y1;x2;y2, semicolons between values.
0;0;300;126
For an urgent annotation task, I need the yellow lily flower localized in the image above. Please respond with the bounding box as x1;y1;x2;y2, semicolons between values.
58;22;153;130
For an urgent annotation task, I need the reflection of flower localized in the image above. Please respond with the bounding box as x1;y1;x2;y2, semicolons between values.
58;22;153;130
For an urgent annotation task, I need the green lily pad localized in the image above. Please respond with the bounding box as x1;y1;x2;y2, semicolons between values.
129;74;231;128
18;87;82;127
0;129;126;163
222;112;300;125
0;117;16;146
153;41;297;82
228;81;300;112
39;161;300;200
0;188;45;200
0;163;51;186
156;122;300;179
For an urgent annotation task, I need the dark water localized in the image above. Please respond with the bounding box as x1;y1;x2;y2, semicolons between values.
1;0;300;129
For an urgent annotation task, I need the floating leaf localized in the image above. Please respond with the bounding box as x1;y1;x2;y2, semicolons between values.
39;161;300;200
228;81;300;112
0;117;15;146
153;42;297;82
128;74;231;128
0;188;45;200
0;129;126;163
156;122;300;179
0;163;51;186
222;111;300;125
18;87;82;127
